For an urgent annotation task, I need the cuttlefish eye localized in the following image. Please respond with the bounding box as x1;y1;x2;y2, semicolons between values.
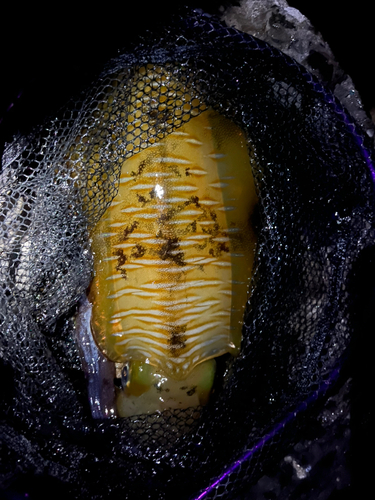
87;68;258;417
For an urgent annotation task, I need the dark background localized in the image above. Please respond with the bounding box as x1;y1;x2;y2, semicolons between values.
0;1;374;131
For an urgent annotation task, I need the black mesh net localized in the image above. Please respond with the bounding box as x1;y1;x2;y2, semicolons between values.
1;8;374;500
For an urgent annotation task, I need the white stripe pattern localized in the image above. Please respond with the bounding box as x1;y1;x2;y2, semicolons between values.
89;108;256;380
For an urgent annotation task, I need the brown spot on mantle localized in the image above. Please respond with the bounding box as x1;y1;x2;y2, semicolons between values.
117;220;139;242
131;243;146;258
168;325;187;357
113;249;128;279
158;237;185;267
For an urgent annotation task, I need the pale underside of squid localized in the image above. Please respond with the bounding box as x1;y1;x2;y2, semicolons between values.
81;106;257;417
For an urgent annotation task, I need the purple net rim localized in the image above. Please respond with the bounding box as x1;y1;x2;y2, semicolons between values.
193;361;343;500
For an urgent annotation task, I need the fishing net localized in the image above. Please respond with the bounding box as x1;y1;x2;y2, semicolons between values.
1;7;374;499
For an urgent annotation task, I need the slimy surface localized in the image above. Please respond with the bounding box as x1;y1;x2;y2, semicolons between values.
88;107;257;415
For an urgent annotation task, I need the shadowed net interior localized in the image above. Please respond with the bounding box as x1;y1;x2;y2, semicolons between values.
1;8;374;500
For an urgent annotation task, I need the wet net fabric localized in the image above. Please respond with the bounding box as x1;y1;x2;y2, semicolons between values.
1;8;374;499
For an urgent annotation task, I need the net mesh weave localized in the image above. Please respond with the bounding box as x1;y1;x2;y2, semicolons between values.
1;8;374;499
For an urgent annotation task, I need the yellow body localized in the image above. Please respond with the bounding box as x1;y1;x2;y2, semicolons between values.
88;107;257;415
